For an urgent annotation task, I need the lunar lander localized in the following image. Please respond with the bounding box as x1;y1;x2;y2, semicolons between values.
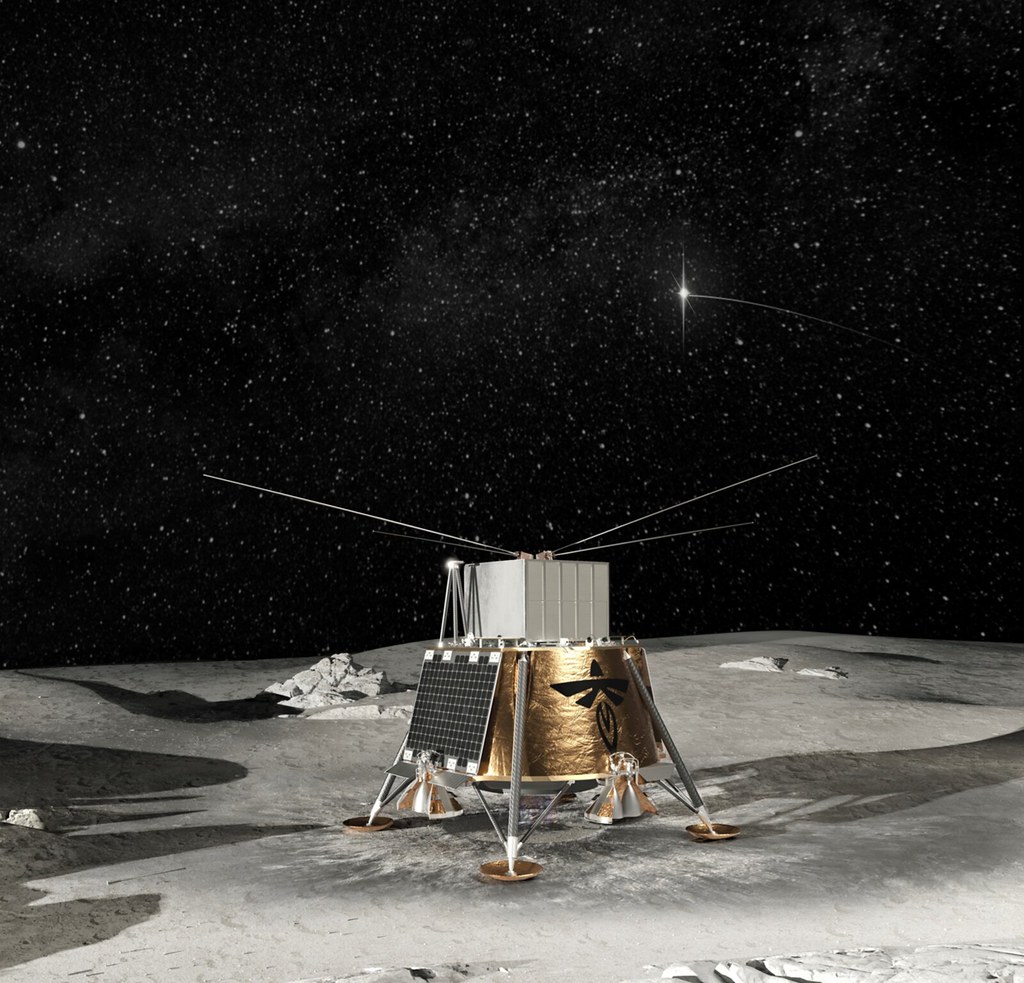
206;455;813;879
350;556;732;880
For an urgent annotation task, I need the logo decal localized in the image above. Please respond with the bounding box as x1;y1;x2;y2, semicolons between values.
551;660;629;754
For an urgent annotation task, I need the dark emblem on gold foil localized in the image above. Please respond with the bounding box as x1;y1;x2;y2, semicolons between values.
550;660;628;754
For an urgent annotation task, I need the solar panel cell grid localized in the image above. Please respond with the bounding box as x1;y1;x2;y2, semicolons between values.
404;649;502;774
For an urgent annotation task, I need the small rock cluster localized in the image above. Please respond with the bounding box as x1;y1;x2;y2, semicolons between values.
719;656;848;678
290;965;479;983
1;807;73;831
719;655;790;672
796;666;849;679
654;944;1024;981
286;946;1024;982
265;653;397;709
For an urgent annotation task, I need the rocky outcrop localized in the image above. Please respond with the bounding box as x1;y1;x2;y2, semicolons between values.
719;655;788;672
265;653;397;709
2;807;74;831
719;656;848;678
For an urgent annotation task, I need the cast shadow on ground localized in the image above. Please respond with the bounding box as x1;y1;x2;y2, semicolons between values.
347;730;1024;870
270;731;1024;905
425;729;1024;840
15;671;301;722
695;725;1024;828
0;736;248;807
0;822;324;971
77;794;204;805
852;650;943;664
23;821;326;879
0;885;161;970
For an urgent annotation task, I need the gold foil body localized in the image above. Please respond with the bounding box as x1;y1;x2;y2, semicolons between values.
475;644;661;782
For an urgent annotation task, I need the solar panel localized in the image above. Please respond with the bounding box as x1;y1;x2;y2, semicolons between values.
403;648;502;774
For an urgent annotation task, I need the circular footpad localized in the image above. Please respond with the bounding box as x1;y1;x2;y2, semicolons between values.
342;815;395;833
479;859;543;881
686;822;740;841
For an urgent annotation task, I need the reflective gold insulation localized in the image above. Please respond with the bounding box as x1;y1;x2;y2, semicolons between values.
475;644;663;781
398;776;464;819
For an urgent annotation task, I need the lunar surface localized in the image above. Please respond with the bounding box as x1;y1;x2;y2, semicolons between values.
2;631;1022;982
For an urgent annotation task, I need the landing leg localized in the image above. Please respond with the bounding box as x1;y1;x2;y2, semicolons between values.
622;650;739;840
479;651;543;881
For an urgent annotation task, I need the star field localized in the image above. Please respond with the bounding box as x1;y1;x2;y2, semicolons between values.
2;3;1019;667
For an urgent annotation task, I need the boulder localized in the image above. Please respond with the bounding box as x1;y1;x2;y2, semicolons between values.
719;656;788;672
797;666;849;679
4;807;74;831
265;653;395;709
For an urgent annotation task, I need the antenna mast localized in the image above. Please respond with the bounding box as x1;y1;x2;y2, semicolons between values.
203;473;516;556
552;454;818;554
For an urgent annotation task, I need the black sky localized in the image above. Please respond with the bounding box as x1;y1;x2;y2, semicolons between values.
2;2;1020;668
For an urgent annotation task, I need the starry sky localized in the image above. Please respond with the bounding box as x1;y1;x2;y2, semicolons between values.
2;3;1020;668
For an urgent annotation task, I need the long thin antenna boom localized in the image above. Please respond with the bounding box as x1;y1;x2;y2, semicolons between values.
557;521;754;557
372;529;510;555
552;454;817;554
203;474;517;556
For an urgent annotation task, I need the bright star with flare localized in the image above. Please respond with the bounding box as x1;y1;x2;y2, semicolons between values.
673;255;693;351
671;248;936;367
